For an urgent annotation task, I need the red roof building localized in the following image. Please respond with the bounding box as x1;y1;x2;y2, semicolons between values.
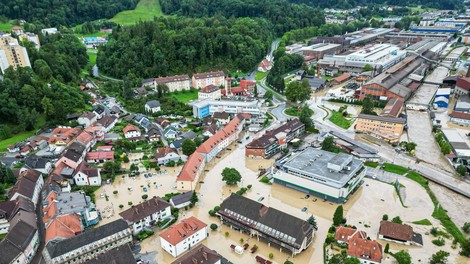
85;151;114;163
159;217;208;257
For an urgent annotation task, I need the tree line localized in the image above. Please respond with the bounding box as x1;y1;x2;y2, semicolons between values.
0;0;139;27
289;0;464;10
97;16;273;79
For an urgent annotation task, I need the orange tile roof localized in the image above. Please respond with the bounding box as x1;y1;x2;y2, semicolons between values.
177;152;205;182
123;124;140;134
45;214;82;243
48;127;82;145
240;80;256;90
348;234;383;263
334;73;351;83
86;151;114;160
334;226;358;243
76;131;94;146
159;217;207;246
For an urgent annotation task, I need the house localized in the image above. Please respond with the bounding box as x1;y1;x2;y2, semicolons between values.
181;131;197;140
48;127;82;146
217;193;315;256
155;147;180;166
93;105;106;119
45;214;82;244
123;124;141;139
240;80;257;92
76;131;95;151
154;75;191;92
145;100;161;113
8;169;44;207
176;152;206;191
0;196;35;235
156;117;171;128
159;216;208;257
202;124;218;137
198;84;222;100
192;71;225;88
304;76;327;91
378;221;423;246
164;126;179;139
146;125;161;142
449;111;470;126
24;155;52;174
86;151;114;163
42;219;132;264
355;114;406;143
119;196;172;235
74;161;101;186
82;244;136;264
213;112;231;125
170;139;185;151
257;59;272;72
95;115;118;132
171;244;223;264
246;119;305;158
54;142;86;170
335;227;383;264
332;73;351;85
0;210;39;264
77;112;97;127
169;191;193;209
455;77;470;96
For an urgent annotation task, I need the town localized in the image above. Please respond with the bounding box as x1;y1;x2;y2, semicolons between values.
0;1;470;264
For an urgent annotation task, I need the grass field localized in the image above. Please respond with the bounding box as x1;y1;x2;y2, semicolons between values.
0;115;46;151
87;51;97;65
0;21;14;32
168;90;198;103
364;161;378;168
382;163;408;175
412;219;432;225
255;71;269;81
329;110;353;129
284;106;313;117
110;0;163;25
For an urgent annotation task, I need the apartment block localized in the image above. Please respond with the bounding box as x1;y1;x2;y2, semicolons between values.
355;114;405;143
192;71;225;88
0;33;31;73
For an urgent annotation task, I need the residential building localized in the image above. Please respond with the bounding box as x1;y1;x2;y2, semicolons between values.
441;129;470;162
455;77;470;96
303;76;327;91
192;71;225;88
95;115;118;133
169;191;193;209
355;114;406;143
77;112;97;128
44;214;82;244
0;33;31;74
146;125;161;142
240;80;257;93
123;124;141;139
76;131;95;152
176;152;206;191
8;169;44;207
202;124;218;137
0;196;34;234
198;84;222;100
155;146;180;166
48;127;82;146
258;59;273;72
181;131;197;140
159;217;208;257
18;32;40;49
449;111;470;126
246;119;305;158
335;227;383;264
24;155;52;174
191;98;261;119
378;221;423;246
154;75;191;92
163;126;179;139
41;28;58;35
380;98;404;118
86;151;114;164
82;244;136;264
329;131;380;162
42;219;132;264
171;244;224;264
74;161;101;186
54;142;86;171
273;148;365;203
170;139;185;151
217;193;315;256
212;112;231;125
145;100;161;113
119;196;172;235
319;44;407;75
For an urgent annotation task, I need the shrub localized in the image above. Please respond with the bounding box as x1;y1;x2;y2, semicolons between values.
208;210;216;216
463;222;470;234
431;227;439;236
210;224;218;230
240;238;244;243
269;253;274;259
432;237;445;246
284;261;293;264
225;231;229;237
214;205;221;211
328;225;336;233
119;204;124;209
384;243;389;253
128;201;133;206
247;184;252;189
382;214;389;221
142;194;148;200
392;216;403;224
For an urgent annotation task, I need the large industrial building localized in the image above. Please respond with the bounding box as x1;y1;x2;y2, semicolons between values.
190;98;260;119
272;148;365;203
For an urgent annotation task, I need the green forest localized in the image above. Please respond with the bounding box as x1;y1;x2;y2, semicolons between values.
0;0;139;27
289;0;463;10
97;16;273;79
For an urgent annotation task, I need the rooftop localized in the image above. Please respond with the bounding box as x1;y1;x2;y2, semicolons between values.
380;98;404;118
171;244;223;264
83;244;136;264
358;114;406;124
169;191;193;206
119;196;171;223
155;75;190;84
159;216;207;246
192;71;224;79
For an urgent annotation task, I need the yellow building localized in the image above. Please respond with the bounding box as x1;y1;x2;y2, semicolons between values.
355;114;405;142
0;34;31;73
191;71;225;88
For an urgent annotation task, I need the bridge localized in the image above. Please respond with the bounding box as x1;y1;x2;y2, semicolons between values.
404;50;453;70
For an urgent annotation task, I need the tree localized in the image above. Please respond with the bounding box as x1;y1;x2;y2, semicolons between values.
182;138;197;156
429;250;449;264
382;214;389;221
463;222;470;234
328;254;360;264
392;216;403;224
363;64;373;72
384;243;389;253
190;191;198;205
221;167;242;186
393;250;412;264
210;223;218;230
284;81;311;102
456;165;467;176
103;161;121;177
264;90;274;101
130;163;139;172
321;136;336;152
299;105;313;128
194;136;203;147
333;205;344;226
254;84;258;97
361;95;377;115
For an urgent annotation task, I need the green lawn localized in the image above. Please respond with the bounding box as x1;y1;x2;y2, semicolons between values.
168;90;198;103
284;106;313;117
87;51;97;65
0;21;14;32
255;71;269;81
382;163;408;175
0;115;46;152
364;161;378;168
412;219;432;226
110;0;163;25
329;110;353;129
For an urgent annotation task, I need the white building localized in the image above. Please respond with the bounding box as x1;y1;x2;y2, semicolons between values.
119;197;172;235
41;28;58;35
198;84;222;100
123;124;141;139
145;100;161;113
73;161;101;186
273;148;365;203
9;169;44;208
159;217;208;257
77;112;97;128
154;75;191;92
191;98;260;119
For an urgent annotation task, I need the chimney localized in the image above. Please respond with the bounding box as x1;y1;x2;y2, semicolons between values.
202;252;208;260
225;78;231;95
191;258;198;264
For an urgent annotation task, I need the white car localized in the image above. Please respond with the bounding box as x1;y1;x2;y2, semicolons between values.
100;193;105;198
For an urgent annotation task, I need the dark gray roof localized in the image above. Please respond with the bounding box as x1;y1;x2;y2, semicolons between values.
63;142;86;162
170;191;193;206
358;114;406;124
119;196;171;223
1;220;37;257
24;155;50;169
171;244;222;264
304;77;326;89
213;112;230;120
171;139;184;149
0;239;23;264
145;100;161;108
219;193;313;247
181;131;197;140
83;244;136;264
46;219;129;259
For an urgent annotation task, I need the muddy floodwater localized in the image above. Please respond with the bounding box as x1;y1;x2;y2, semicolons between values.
95;142;467;263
